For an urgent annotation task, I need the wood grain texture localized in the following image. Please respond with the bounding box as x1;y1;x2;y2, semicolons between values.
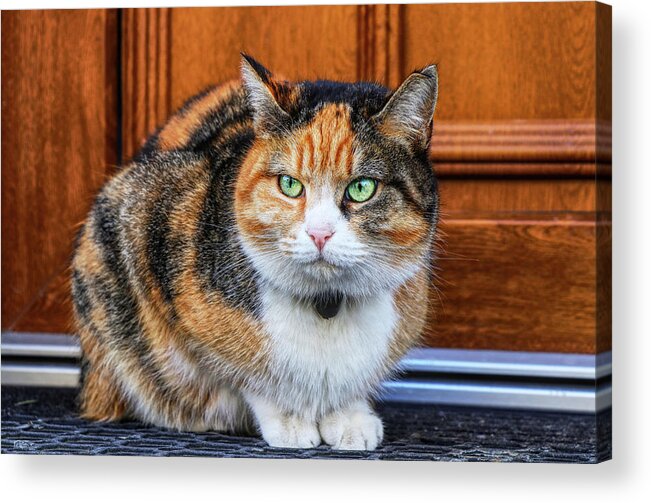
357;4;404;88
1;9;119;332
10;265;74;334
169;6;359;106
427;216;600;353
436;163;604;178
596;2;612;123
594;4;611;354
121;8;172;161
431;120;611;165
402;2;598;121
596;220;611;354
439;178;597;214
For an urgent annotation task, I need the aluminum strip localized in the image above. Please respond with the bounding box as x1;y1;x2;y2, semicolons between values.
595;385;613;411
1;333;612;381
1;362;609;413
1;332;81;358
1;363;80;388
380;379;610;413
399;347;612;380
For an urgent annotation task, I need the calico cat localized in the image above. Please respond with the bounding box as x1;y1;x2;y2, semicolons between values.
72;55;439;450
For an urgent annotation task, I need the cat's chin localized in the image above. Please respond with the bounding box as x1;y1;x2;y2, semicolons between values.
305;257;342;275
258;260;419;302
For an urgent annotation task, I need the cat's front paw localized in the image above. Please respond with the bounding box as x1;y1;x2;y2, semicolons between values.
260;415;321;449
244;393;321;449
319;404;383;451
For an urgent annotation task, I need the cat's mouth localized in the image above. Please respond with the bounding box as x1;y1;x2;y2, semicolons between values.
314;255;335;265
308;256;344;272
299;253;337;267
309;248;361;269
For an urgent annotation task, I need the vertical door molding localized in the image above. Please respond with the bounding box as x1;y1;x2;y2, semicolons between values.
357;4;404;88
121;8;172;161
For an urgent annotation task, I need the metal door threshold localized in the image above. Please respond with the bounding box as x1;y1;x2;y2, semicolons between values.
2;332;611;413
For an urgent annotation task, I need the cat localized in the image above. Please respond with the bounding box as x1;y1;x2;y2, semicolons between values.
72;54;439;450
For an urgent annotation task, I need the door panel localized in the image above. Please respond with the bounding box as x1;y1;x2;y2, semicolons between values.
429;216;600;353
1;9;119;333
403;2;598;121
1;4;611;355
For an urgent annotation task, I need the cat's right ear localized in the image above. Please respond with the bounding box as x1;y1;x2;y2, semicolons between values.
240;54;291;136
371;64;438;151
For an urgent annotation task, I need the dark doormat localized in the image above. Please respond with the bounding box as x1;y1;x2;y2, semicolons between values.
1;386;611;462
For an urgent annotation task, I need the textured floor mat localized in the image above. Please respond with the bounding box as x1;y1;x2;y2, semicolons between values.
1;386;611;462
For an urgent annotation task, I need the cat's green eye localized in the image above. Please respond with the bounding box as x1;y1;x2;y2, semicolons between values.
278;175;304;198
345;178;378;203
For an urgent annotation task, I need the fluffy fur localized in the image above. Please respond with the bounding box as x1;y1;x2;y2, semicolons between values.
72;55;439;450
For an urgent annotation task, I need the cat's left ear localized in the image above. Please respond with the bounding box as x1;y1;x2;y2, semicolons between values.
240;54;291;136
372;65;438;150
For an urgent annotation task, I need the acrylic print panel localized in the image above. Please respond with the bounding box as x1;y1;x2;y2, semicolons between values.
1;2;611;462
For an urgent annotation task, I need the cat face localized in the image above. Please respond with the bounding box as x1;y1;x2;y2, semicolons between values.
235;56;439;300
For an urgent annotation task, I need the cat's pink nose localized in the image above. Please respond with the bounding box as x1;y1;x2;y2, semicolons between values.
307;227;334;252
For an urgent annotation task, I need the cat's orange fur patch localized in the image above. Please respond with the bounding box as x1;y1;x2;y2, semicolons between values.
158;80;240;151
294;103;355;180
80;364;128;422
174;255;267;377
380;220;428;247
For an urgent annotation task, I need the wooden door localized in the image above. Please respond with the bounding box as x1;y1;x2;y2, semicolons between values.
2;9;119;333
1;3;611;355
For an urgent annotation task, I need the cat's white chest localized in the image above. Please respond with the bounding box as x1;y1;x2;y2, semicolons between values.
259;287;397;416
